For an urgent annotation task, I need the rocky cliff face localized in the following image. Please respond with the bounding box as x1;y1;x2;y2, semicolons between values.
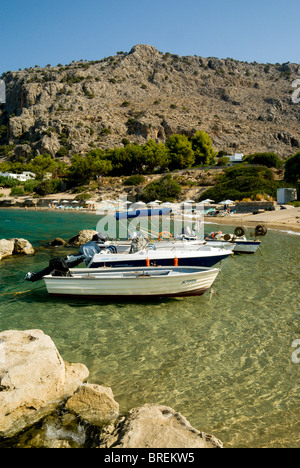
1;44;300;160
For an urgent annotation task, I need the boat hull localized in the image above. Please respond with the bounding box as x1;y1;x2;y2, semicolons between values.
88;247;232;269
43;266;220;299
206;239;261;253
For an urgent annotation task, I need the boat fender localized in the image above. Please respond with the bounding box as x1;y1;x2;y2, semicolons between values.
223;233;231;241
255;224;267;237
234;226;246;237
174;257;178;266
146;257;150;266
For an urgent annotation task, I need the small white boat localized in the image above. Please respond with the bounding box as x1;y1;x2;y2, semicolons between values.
43;266;220;299
204;225;267;254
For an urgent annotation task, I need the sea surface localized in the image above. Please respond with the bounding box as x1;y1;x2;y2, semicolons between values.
0;208;299;448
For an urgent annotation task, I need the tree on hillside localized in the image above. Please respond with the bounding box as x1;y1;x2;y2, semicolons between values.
166;134;195;170
191;131;216;165
68;149;112;184
139;175;181;203
245;152;283;168
142;139;170;173
284;152;300;184
29;154;58;180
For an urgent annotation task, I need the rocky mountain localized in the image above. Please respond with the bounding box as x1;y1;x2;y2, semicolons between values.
1;44;300;161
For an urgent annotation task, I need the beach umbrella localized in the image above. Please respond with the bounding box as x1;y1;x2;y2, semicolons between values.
201;199;215;203
220;199;235;205
186;199;195;203
153;200;162;204
134;201;146;206
62;200;69;203
71;200;79;203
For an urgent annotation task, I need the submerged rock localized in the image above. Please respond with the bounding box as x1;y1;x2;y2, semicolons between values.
100;404;223;448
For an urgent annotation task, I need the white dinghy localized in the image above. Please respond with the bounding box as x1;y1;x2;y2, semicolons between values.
43;266;220;299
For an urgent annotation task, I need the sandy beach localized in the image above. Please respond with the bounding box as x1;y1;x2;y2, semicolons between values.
204;206;300;233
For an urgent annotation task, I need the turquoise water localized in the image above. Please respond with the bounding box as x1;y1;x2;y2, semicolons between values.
0;209;299;448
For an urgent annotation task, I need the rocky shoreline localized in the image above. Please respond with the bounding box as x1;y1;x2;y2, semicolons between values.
0;238;34;262
0;329;223;448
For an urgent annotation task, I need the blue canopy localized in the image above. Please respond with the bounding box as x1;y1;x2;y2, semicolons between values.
115;208;172;220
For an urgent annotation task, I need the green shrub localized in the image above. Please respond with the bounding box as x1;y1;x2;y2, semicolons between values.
75;193;92;201
199;166;280;203
284;152;300;184
139;175;181;203
10;186;24;196
245;152;283;168
123;175;145;186
0;176;19;188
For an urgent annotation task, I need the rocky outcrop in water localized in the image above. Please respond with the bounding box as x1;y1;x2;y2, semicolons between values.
0;238;34;261
0;329;223;448
0;329;89;438
100;404;223;449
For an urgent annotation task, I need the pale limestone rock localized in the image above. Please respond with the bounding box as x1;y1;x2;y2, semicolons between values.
65;383;119;426
13;238;35;255
68;229;98;246
100;404;223;448
0;329;89;438
0;239;15;260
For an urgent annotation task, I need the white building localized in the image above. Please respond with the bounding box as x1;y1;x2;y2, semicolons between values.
277;188;297;204
228;153;244;165
0;171;35;182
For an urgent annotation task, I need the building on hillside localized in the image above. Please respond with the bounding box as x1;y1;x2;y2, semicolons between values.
0;171;35;182
277;188;297;204
228;153;244;165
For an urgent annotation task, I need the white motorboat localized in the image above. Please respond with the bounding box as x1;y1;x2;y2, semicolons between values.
25;244;232;285
204;225;267;254
87;245;233;269
43;266;220;299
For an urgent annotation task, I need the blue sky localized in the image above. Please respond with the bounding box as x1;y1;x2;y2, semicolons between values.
1;0;299;74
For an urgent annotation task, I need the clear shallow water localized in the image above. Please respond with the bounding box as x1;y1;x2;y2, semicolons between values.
0;209;299;448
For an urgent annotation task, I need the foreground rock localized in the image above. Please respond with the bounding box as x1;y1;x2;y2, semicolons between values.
0;330;89;438
0;329;223;448
65;384;119;426
100;404;223;449
68;229;98;246
0;238;34;261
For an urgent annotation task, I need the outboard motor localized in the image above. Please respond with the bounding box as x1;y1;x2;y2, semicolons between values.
92;232;108;243
25;257;71;283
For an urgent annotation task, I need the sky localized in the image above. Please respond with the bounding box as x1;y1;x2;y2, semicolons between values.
0;0;299;75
